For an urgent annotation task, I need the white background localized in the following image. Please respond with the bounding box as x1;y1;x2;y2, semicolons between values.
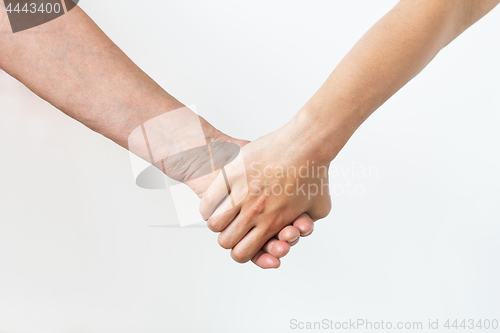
1;1;499;332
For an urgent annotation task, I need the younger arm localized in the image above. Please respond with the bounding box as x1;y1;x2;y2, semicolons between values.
200;0;500;264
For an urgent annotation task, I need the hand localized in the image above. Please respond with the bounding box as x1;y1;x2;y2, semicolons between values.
128;107;315;268
164;131;316;269
200;116;332;264
251;212;316;268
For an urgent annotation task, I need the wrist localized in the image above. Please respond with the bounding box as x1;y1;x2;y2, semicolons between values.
289;99;362;164
125;102;230;166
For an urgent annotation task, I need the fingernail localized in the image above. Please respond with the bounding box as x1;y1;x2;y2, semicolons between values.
301;230;313;237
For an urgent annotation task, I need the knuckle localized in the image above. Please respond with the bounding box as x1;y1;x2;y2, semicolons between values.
207;217;221;232
248;195;267;217
217;233;232;250
231;247;250;264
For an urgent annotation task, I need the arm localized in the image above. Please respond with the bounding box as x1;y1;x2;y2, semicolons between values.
200;0;499;264
0;5;186;148
297;0;500;161
0;4;312;268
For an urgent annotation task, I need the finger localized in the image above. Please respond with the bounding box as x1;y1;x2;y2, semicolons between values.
251;250;281;269
230;225;279;264
199;170;230;220
217;210;255;249
293;213;314;237
289;237;300;247
278;225;300;243
263;238;290;258
206;195;239;232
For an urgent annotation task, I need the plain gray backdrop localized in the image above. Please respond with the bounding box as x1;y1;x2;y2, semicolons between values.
0;0;499;332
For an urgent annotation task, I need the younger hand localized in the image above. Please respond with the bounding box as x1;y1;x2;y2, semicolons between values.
200;118;332;264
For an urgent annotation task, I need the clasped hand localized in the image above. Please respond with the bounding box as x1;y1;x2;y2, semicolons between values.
200;117;332;268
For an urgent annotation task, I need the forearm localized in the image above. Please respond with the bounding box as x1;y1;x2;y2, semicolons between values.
0;6;188;148
295;0;499;163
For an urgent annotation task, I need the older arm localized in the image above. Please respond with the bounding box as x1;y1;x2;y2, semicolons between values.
0;3;312;269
